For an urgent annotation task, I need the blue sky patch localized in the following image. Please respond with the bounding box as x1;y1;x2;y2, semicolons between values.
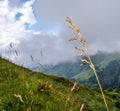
16;13;23;21
20;0;30;3
24;23;30;30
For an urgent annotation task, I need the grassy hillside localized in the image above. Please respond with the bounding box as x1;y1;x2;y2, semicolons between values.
0;57;120;111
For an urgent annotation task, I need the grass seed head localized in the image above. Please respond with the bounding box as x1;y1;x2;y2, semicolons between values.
68;37;78;42
14;94;24;103
66;16;109;111
71;82;77;92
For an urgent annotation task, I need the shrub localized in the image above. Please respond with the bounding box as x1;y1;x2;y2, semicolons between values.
37;80;52;93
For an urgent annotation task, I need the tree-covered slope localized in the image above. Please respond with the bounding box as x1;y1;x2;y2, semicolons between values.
0;57;120;110
31;52;120;89
72;52;120;89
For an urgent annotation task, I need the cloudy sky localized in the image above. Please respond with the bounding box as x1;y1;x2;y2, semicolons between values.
0;0;120;66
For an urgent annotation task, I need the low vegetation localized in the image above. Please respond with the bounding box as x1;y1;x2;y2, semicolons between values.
0;57;120;110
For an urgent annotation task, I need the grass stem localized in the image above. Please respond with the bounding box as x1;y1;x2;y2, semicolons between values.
66;17;109;111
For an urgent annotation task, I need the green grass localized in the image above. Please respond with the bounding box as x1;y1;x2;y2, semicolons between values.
0;58;120;111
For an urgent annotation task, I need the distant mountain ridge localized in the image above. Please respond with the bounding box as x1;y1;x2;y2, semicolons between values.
30;52;120;89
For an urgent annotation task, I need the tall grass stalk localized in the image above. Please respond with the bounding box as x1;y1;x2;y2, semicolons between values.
66;17;109;111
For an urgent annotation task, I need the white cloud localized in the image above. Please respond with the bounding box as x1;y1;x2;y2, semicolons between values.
0;0;38;48
18;0;36;26
1;0;120;66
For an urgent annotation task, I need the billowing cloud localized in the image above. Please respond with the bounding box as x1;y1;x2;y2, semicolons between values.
0;0;41;64
0;0;38;48
34;0;120;54
1;0;120;66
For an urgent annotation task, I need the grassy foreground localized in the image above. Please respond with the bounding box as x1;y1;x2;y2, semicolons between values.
0;58;120;111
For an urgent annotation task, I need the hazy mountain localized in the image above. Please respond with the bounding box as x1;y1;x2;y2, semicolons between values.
73;52;120;89
30;52;120;89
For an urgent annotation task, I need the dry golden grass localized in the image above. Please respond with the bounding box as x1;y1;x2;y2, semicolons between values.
14;94;24;103
66;16;109;111
80;104;84;111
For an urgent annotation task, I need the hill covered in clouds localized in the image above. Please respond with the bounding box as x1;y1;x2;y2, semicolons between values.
30;52;120;89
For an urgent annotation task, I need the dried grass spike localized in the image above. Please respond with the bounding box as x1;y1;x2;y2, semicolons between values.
81;59;90;65
10;42;13;48
80;104;84;111
66;16;109;111
68;37;78;42
66;17;80;33
74;54;83;57
71;82;77;92
74;46;82;51
14;94;24;103
15;50;18;56
31;55;34;61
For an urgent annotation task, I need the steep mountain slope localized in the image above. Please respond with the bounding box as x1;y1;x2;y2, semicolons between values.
31;52;120;89
73;52;120;89
0;57;120;110
31;60;83;78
